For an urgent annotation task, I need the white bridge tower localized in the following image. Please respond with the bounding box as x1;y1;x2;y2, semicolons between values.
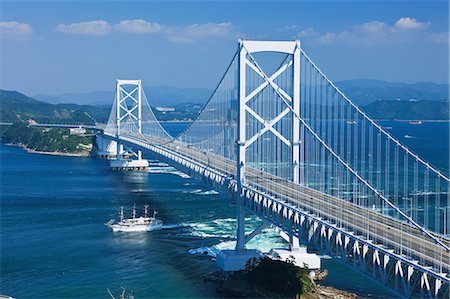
217;40;320;271
110;79;149;171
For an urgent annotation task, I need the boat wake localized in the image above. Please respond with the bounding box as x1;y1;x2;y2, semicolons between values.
186;217;288;257
147;166;190;178
160;223;183;230
184;189;219;195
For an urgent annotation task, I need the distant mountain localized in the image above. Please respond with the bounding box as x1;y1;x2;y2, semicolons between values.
3;83;449;125
335;79;449;106
34;80;449;108
364;100;449;120
34;85;212;107
34;91;113;106
0;90;110;124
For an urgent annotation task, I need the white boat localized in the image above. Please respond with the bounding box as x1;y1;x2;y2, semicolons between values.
409;120;422;125
106;204;162;232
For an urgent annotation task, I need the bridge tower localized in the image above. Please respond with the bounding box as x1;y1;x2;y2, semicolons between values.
109;79;149;171
217;40;320;271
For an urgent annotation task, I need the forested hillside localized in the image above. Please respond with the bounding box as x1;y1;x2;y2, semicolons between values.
0;90;109;124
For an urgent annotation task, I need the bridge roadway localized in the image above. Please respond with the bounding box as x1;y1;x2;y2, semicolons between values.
112;133;450;279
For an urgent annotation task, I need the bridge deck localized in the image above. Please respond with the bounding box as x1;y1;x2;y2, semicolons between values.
114;133;450;276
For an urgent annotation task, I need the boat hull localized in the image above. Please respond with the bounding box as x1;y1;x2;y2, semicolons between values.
110;223;163;232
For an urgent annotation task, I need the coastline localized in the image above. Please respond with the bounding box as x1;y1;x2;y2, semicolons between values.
314;285;359;299
207;271;360;299
4;143;91;157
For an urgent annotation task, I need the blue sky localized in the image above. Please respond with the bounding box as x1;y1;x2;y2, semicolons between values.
1;1;448;96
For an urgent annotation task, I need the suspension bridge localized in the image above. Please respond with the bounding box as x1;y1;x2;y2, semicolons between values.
93;40;449;297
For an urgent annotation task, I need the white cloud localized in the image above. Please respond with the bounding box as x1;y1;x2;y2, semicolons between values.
395;17;430;30
298;17;439;46
55;20;233;42
164;22;233;43
115;19;161;34
56;20;112;36
315;32;337;44
359;21;388;33
299;27;319;38
0;21;33;39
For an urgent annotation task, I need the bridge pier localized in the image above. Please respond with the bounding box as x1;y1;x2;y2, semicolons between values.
271;225;321;270
95;135;117;159
110;143;149;171
110;158;149;171
216;249;261;272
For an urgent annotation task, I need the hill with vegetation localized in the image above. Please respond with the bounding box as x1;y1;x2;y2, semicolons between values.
0;90;101;155
2;88;449;126
364;100;449;120
211;256;357;298
0;123;93;155
213;257;315;298
0;90;110;124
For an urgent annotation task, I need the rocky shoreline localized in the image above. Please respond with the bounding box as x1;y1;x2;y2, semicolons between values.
204;270;360;299
25;148;90;157
313;285;359;299
5;143;91;157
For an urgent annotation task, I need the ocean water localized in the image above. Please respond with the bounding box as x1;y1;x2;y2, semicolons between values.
1;121;448;298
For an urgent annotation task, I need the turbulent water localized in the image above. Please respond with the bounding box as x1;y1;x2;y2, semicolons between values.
1;121;448;298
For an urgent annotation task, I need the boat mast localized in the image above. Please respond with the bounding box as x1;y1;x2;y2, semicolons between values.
119;206;124;222
132;204;136;219
144;204;149;218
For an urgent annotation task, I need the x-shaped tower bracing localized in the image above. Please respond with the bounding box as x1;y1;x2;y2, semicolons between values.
236;40;301;251
115;79;143;159
116;79;142;136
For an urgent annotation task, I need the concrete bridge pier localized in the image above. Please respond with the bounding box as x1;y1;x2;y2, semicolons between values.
95;135;117;159
109;140;149;171
271;226;321;270
215;217;266;271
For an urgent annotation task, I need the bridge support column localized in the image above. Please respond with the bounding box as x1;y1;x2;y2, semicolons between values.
292;41;301;184
272;223;321;270
96;135;117;159
235;40;247;254
288;217;300;251
116;142;123;160
216;41;261;272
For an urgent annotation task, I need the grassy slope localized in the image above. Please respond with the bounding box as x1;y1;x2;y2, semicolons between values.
0;90;109;124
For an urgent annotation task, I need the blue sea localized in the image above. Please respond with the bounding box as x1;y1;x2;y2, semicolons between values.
1;121;448;298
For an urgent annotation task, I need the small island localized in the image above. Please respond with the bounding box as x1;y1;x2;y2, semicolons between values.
0;123;94;157
206;256;358;299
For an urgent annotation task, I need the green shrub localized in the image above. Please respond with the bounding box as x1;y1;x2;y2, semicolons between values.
245;256;315;296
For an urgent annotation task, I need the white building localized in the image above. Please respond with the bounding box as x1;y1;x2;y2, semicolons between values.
69;127;86;135
155;107;175;112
